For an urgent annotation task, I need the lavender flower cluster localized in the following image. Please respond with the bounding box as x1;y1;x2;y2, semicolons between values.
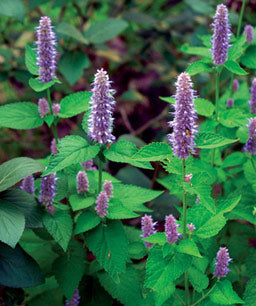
65;289;80;306
244;118;256;155
76;171;89;194
95;180;114;217
39;173;57;215
21;175;35;195
214;247;232;278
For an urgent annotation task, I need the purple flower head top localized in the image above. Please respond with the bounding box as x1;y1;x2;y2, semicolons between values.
39;173;57;215
211;4;231;65
38;98;49;118
195;195;200;204
187;223;195;232
36;16;57;83
184;174;192;183
214;247;232;278
226;98;234;108
249;78;256;114
76;171;89;194
65;289;80;306
81;160;97;171
50;138;58;155
244;118;256;155
95;191;109;217
168;72;198;159
88;69;116;145
21;175;35;195
103;180;113;198
244;25;253;43
233;79;239;92
140;215;157;248
52;103;60;116
165;214;181;244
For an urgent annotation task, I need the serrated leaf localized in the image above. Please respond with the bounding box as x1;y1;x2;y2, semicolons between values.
222;152;246;168
196;214;226;238
56;22;88;44
243;276;256;305
0;201;25;248
188;266;209;292
186;61;213;76
43;136;100;175
0;157;44;192
224;60;248;75
85;18;128;44
108;198;139;219
196;132;238;149
53;241;85;300
228;36;246;61
216;195;241;214
74;211;100;234
0;102;43;129
177;240;202;258
180;44;211;58
131;142;172;161
25;45;38;75
194;98;215;117
69;194;95;211
29;77;60;92
240;45;256;69
143;232;167;246
210;280;244;304
43;211;73;251
59;91;92;118
84;220;128;280
219;109;248;128
104;140;153;169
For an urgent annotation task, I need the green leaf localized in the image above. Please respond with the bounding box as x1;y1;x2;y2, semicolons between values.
0;0;25;21
0;102;44;129
216;195;241;214
59;51;90;86
177;240;202;258
188;266;209;292
243;276;256;305
185;0;212;14
25;45;38;75
159;96;175;104
210;280;244;304
69;194;95;211
43;211;73;252
131;142;172;161
74;211;100;235
143;232;167;246
53;241;85;300
186;61;213;76
108;198;139;219
228;36;246;61
180;44;211;58
222;152;246;168
59;91;92;118
0;157;44;192
196;133;238;149
219;109;248;128
194;98;215;117
0;201;25;248
43;136;100;175
84;220;128;280
29;77;60;92
85;18;128;44
240;45;256;69
0;243;44;287
104;140;153;169
196;214;226;238
224;60;248;75
56;22;88;44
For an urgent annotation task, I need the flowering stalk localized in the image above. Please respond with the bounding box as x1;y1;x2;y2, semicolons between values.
65;289;80;306
244;118;256;155
249;78;256;114
244;25;253;43
214;247;232;278
103;180;113;198
39;173;57;215
141;215;157;248
226;98;234;108
95;191;109;217
76;171;89;194
233;79;239;92
21;175;35;195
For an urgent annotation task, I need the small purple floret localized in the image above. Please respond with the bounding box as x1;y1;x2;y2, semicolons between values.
214;247;232;278
195;195;200;204
168;72;198;159
244;25;253;43
65;289;80;306
21;175;35;195
187;223;195;232
50;138;57;155
211;4;231;65
233;79;239;92
244;118;256;155
88;68;116;145
140;215;157;248
95;191;109;217
76;171;89;194
103;180;113;198
52;103;60;116
165;214;180;244
39;173;57;215
249;78;256;114
36;16;57;83
226;98;234;108
81;160;97;170
38;98;49;118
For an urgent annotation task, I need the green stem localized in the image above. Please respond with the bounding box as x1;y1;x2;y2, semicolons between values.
237;0;247;37
47;88;58;143
98;157;103;193
190;283;217;306
174;291;186;306
250;156;256;173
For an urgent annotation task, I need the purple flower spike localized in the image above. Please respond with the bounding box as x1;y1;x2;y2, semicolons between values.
39;173;57;215
168;72;198;159
195;195;200;204
226;98;234;108
244;25;253;43
244;118;256;155
38;98;49;118
50;138;58;155
36;16;57;83
103;180;113;198
211;4;231;65
65;289;80;306
249;78;256;114
214;247;232;278
21;175;35;195
165;214;180;244
88;68;116;145
52;103;60;116
95;191;109;217
233;79;239;92
140;215;157;248
187;223;195;232
76;171;89;194
81;160;97;170
184;174;192;183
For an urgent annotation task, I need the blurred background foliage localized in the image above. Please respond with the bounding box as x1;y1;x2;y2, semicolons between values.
0;0;256;168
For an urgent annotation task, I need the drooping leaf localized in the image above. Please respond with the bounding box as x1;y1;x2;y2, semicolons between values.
196;214;226;238
131;142;172;161
188;266;209;293
25;45;38;75
69;194;95;211
29;77;60;92
186;60;213;76
107;198;139;219
177;240;202;258
224;60;248;75
196;133;238;149
210;280;244;304
180;44;211;58
74;211;100;234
